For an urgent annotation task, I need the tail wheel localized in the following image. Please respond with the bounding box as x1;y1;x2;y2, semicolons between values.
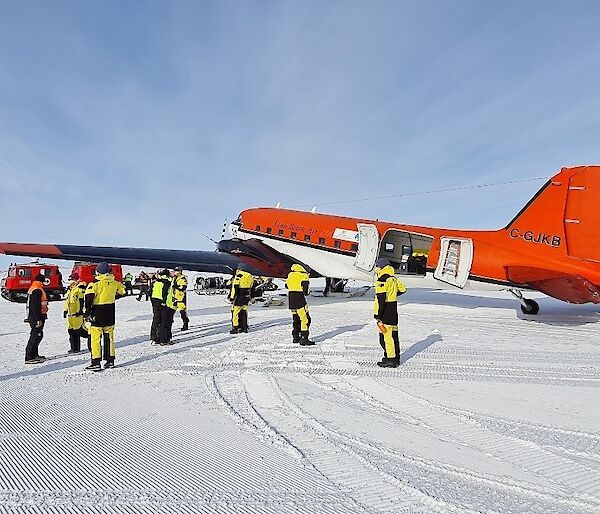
520;299;540;315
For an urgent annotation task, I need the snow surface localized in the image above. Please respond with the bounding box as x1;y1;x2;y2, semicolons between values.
1;285;599;514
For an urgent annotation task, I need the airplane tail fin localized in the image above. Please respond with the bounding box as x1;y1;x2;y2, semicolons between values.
505;165;600;263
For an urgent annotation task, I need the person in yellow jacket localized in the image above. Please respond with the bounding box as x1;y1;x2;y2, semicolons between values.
373;258;406;368
286;264;314;346
84;262;125;371
172;267;189;331
63;272;90;354
229;264;254;334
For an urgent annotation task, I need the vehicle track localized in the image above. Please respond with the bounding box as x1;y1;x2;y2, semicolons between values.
268;373;600;514
380;386;600;465
240;371;475;514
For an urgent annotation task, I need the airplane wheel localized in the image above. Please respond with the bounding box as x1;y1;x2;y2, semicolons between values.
520;299;539;315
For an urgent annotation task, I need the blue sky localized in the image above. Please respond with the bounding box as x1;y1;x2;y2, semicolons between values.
1;1;600;270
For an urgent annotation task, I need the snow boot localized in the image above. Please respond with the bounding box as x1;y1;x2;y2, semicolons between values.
299;331;315;346
104;361;115;369
25;356;45;364
85;363;102;372
230;327;241;335
377;358;399;368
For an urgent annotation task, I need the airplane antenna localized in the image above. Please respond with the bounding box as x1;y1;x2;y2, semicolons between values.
220;219;227;241
202;233;218;245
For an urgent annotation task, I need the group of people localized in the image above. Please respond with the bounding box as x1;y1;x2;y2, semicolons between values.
226;257;406;367
24;257;406;370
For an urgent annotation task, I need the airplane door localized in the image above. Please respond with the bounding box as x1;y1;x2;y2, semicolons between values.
354;224;379;272
433;237;473;288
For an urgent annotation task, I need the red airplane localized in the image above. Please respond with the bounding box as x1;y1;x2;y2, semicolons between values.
1;165;599;314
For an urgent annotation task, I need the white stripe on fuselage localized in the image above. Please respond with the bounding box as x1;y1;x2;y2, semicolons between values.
234;227;371;280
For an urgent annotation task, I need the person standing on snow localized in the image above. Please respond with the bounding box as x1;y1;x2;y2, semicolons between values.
63;272;89;354
24;273;49;364
84;262;125;371
373;258;406;368
152;269;176;345
229;264;254;334
136;271;150;301
123;271;134;296
172;267;189;331
285;264;314;346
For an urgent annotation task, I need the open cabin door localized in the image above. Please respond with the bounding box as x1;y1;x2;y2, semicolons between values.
433;237;473;288
354;224;379;272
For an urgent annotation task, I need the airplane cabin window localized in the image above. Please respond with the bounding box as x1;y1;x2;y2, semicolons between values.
334;240;341;249
351;243;358;252
319;237;326;244
304;235;311;242
266;227;272;234
278;229;284;236
255;225;261;232
291;232;297;239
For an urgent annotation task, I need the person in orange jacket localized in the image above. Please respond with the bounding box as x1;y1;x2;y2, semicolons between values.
25;273;49;364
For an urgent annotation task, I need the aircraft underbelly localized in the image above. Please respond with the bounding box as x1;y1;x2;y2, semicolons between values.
236;230;370;280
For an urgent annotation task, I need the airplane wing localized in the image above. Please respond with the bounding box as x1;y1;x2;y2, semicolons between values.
0;239;302;278
505;266;600;304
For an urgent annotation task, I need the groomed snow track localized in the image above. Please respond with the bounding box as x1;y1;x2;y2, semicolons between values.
1;290;599;513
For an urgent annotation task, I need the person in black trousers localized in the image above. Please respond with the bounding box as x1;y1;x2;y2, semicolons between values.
25;273;49;364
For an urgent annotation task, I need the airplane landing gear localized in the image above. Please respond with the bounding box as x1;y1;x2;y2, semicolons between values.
509;289;540;315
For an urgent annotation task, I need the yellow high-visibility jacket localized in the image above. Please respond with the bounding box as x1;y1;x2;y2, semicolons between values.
286;264;309;310
64;281;87;330
229;270;254;306
173;274;188;310
373;265;406;325
85;273;126;327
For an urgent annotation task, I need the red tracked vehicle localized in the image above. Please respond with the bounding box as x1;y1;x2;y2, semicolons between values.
69;262;123;285
0;262;65;303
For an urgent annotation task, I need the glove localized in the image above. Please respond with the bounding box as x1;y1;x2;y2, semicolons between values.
374;315;379;320
35;320;43;328
63;311;68;319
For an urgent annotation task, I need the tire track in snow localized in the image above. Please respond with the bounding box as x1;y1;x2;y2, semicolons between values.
274;373;600;514
383;391;600;465
360;378;600;500
241;371;479;514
